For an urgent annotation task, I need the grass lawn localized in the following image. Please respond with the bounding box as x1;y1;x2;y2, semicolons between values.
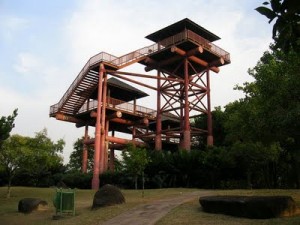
0;187;300;225
0;186;196;225
157;189;300;225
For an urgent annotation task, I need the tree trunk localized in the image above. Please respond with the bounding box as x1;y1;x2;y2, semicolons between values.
6;177;12;198
134;175;138;190
247;171;252;189
142;172;145;198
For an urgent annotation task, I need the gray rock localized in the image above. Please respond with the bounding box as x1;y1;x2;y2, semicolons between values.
18;198;48;214
199;195;297;219
92;184;125;209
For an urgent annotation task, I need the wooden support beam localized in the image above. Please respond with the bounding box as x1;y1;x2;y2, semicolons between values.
107;136;146;147
110;117;149;127
144;46;203;72
170;46;220;73
91;111;122;120
56;113;83;124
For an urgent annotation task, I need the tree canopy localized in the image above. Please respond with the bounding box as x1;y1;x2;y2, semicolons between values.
256;0;300;52
0;109;18;148
67;137;94;172
0;129;64;197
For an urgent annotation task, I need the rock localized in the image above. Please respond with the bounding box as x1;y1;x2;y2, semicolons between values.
18;198;48;214
199;195;297;219
92;184;125;209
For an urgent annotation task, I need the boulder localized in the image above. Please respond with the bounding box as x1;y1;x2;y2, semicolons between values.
18;198;48;214
92;184;125;209
199;195;297;219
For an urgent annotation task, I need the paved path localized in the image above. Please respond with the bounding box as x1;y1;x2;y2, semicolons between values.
99;191;211;225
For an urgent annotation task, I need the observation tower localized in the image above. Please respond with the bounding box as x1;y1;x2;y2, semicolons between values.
49;18;230;189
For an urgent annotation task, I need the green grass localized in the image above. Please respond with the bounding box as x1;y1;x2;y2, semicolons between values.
1;187;300;225
157;189;300;225
0;186;196;225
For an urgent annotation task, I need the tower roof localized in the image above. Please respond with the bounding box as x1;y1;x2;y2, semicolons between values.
145;18;220;43
107;77;148;101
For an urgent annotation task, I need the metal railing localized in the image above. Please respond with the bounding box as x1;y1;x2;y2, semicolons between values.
186;30;230;62
157;29;230;62
55;52;118;112
52;29;230;115
77;97;156;118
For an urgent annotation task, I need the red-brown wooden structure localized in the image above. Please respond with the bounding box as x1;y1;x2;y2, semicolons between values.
50;18;230;189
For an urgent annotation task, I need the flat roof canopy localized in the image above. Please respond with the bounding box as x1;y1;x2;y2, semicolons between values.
146;18;220;43
106;77;148;102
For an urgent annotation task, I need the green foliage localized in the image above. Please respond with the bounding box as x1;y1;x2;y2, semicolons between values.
67;137;94;172
121;144;150;190
0;129;64;197
61;172;92;189
256;0;300;52
0;109;18;148
192;106;227;148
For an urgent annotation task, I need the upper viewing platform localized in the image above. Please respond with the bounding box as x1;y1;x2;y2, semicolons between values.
139;18;230;77
50;18;230;118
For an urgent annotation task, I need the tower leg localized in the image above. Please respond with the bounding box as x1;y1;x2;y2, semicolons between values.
82;125;89;173
155;70;162;150
92;63;105;190
100;74;108;174
206;69;213;146
183;58;191;150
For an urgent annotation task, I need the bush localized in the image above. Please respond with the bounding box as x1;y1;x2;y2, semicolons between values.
61;172;92;189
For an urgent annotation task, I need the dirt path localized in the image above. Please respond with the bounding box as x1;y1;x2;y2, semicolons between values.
99;190;211;225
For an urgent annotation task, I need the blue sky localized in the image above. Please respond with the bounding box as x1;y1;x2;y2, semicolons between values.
0;0;273;163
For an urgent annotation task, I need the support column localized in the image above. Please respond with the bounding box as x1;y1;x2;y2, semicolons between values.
82;124;89;173
109;130;115;171
100;74;108;174
183;58;191;150
92;63;105;190
206;69;214;146
104;119;109;171
179;83;184;149
155;70;162;150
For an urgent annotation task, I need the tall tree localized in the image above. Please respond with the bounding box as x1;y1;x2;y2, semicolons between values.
231;49;300;187
0;129;65;197
0;109;18;148
24;129;65;186
68;137;94;172
0;134;30;198
256;0;300;53
192;106;227;149
122;144;150;192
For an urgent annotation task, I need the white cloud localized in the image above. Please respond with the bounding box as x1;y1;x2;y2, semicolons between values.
0;15;29;40
14;52;41;74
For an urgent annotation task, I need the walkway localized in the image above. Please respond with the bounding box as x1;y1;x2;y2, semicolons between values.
100;190;211;225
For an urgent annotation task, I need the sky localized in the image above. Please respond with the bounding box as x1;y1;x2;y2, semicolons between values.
0;0;273;164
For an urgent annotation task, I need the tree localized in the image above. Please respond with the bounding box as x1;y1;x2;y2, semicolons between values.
0;109;18;148
0;134;30;198
121;144;150;192
192;106;227;149
0;129;65;197
230;49;300;187
24;129;65;186
256;0;300;53
67;137;94;172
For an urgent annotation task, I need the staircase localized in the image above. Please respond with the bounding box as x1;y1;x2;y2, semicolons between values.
50;44;159;116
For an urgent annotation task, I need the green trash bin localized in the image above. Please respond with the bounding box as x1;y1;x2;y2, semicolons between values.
53;188;75;216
